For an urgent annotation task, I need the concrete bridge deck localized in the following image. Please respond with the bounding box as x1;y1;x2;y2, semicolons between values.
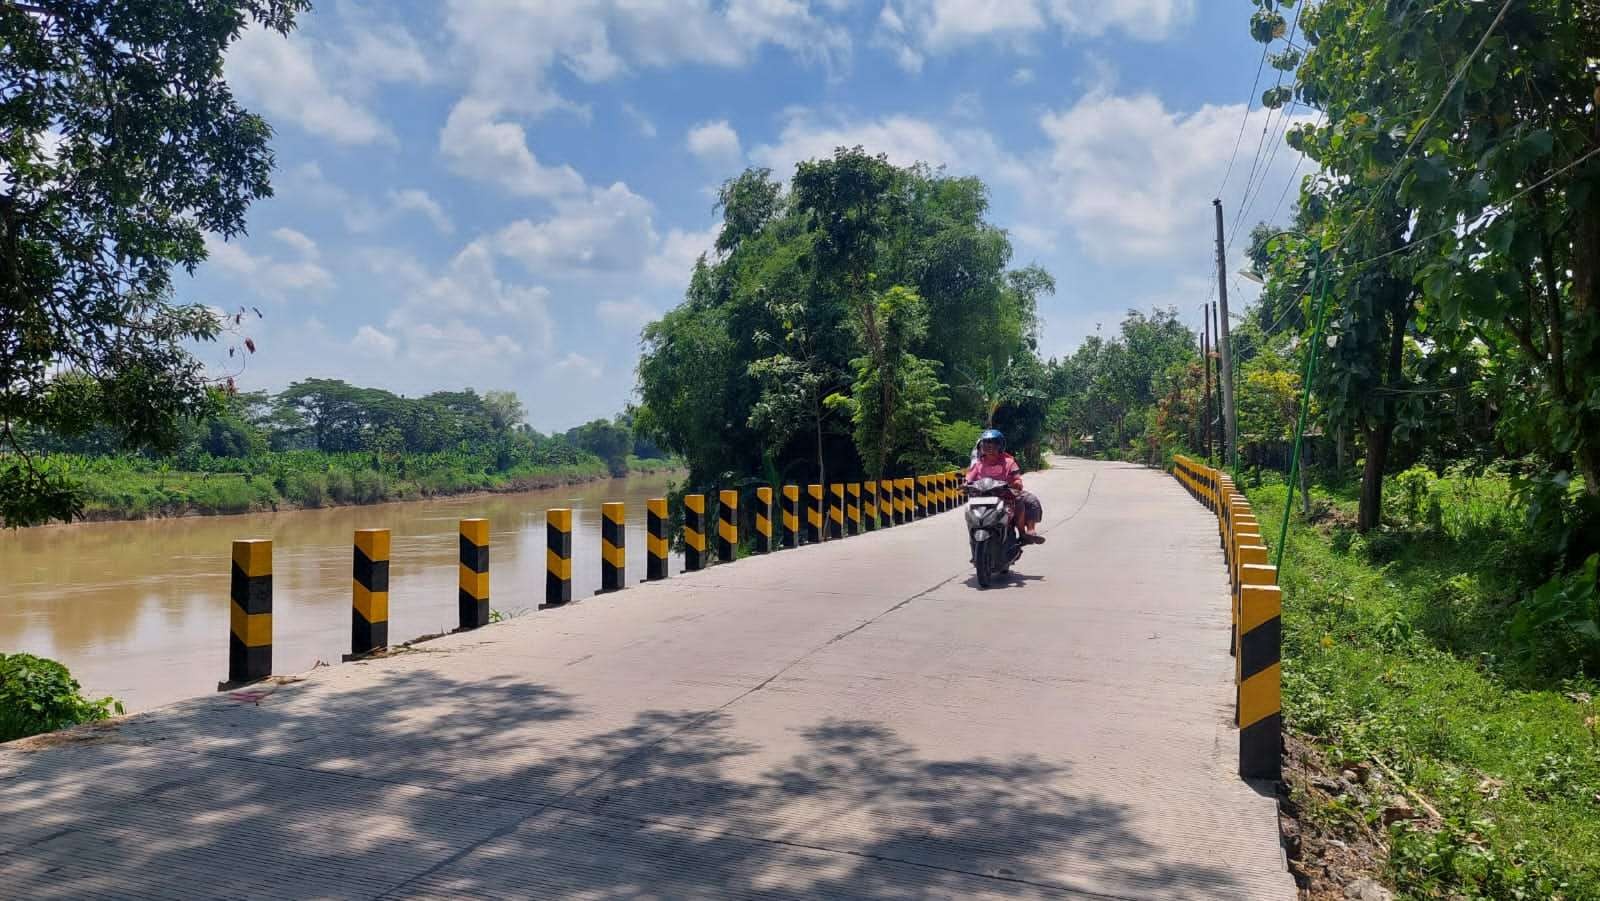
0;458;1293;900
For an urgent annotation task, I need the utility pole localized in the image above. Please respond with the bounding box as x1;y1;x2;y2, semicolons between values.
1212;199;1237;468
1202;304;1213;461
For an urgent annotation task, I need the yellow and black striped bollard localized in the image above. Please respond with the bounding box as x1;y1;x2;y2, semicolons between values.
847;483;862;535
942;473;953;511
781;485;800;549
887;478;901;525
1238;578;1283;779
459;518;490;628
647;498;670;581
685;494;708;570
805;484;823;544
864;480;879;531
228;538;272;684
827;483;844;540
718;489;738;562
601;502;625;592
901;477;914;522
755;487;773;553
352;528;389;656
916;476;928;518
546;509;572;605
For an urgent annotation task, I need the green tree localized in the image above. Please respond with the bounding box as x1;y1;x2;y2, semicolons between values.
827;286;946;477
0;0;309;527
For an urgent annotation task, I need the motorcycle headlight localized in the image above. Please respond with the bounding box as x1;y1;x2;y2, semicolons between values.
971;529;990;541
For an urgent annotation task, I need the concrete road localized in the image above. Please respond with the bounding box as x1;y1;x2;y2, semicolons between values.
0;458;1293;900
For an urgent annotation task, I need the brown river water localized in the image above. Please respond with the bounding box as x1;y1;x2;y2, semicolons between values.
0;472;684;712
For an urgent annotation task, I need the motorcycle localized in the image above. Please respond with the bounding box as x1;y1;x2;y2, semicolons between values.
965;477;1022;588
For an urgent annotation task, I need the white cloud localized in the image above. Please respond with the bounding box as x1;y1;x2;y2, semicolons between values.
553;352;604;380
351;325;398;359
750;108;1018;181
271;227;319;259
1025;91;1314;261
873;0;1195;69
1046;0;1197;39
596;297;662;334
345;23;436;84
647;224;720;286
622;102;658;138
686;120;744;169
279;164;454;236
439;99;587;199
203;233;335;297
226;26;393;145
387;189;454;235
950;91;983;121
1011;67;1035;85
493;183;658;274
442;0;850;117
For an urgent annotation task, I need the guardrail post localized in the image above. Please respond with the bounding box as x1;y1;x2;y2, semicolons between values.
352;529;389;656
755;487;773;553
459;518;489;629
805;484;823;544
647;498;669;580
601;502;625;592
864;480;879;531
827;483;844;540
545;509;571;605
782;485;800;548
847;483;861;535
685;494;707;571
1238;581;1283;780
229;538;272;684
718;489;739;562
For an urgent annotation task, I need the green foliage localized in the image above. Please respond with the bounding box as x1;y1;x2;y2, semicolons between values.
1254;473;1600;897
0;0;310;525
1047;307;1199;462
1510;555;1600;673
0;653;122;743
637;148;1048;488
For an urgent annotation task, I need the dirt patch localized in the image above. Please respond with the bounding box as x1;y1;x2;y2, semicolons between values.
1281;733;1408;900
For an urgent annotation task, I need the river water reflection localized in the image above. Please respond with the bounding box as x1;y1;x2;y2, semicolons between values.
0;472;684;712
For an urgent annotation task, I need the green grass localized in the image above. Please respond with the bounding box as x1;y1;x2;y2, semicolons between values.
1252;471;1600;899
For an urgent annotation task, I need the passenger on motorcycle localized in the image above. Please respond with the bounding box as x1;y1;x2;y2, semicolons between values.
965;429;1044;544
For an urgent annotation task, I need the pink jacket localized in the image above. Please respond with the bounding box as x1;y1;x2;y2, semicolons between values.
966;453;1021;487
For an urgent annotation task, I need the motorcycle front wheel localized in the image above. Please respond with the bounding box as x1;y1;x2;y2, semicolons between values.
974;542;992;588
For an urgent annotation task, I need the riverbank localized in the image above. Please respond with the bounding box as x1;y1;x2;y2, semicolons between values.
56;454;683;524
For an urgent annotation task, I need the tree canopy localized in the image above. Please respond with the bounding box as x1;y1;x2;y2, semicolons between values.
0;0;309;526
635;149;1052;487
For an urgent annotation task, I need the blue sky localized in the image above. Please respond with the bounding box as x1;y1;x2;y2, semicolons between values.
192;0;1307;431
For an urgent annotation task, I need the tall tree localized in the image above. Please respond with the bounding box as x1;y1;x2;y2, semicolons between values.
0;0;308;526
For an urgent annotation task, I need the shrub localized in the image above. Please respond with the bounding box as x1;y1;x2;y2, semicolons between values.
325;468;355;504
351;468;387;504
284;472;325;507
0;653;123;743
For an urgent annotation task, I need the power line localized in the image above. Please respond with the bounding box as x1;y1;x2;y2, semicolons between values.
1216;39;1272;198
1229;0;1308;247
1263;111;1326;228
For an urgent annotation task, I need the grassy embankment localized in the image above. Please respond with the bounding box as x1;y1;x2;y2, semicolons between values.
1248;467;1599;899
51;451;683;521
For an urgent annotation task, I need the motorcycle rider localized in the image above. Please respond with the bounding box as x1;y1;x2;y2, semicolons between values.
965;429;1044;544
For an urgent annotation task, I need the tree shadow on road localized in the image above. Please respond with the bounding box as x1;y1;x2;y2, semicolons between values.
1;663;1254;899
